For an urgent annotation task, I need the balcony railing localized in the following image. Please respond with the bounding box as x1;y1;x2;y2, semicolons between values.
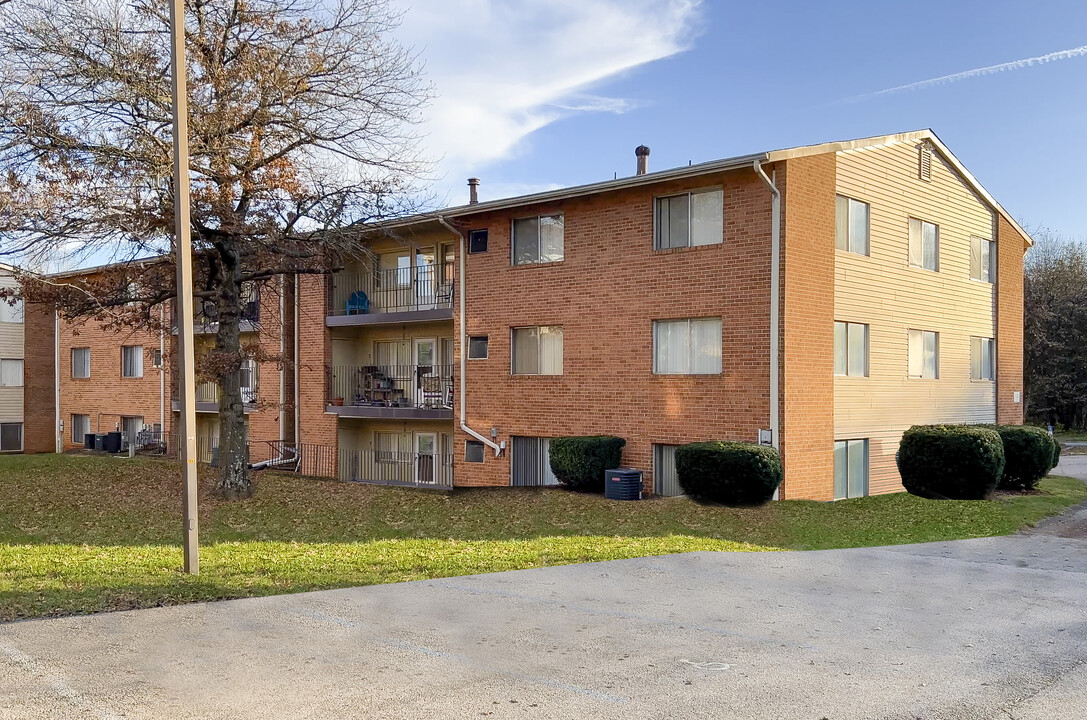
338;449;454;487
327;364;453;410
328;262;455;316
173;373;259;409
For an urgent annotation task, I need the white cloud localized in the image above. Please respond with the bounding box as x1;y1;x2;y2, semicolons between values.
396;0;702;192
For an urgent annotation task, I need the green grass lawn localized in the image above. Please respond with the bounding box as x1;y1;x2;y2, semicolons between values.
2;454;1084;622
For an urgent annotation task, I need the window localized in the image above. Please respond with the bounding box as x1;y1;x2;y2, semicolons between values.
833;439;868;499
468;336;489;359
0;422;22;452
835;196;870;255
655;188;723;249
971;337;995;381
71;414;90;444
152;349;163;368
469;229;488;254
511;437;559;486
971;237;995;283
122;346;143;378
121;416;143;445
833;322;868;377
653;318;722;374
240;359;257;403
0;359;22;387
0;299;23;324
375;432;407;463
71;348;91;379
512;326;563;375
512;214;564;265
465;440;485;463
653;444;682;497
908;218;939;271
908;329;939;379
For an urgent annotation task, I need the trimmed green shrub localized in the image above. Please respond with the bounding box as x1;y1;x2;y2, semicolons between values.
1050;435;1062;470
549;436;625;492
674;441;782;506
995;425;1055;491
897;425;1004;500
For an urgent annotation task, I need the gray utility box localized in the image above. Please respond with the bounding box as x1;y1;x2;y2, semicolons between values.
605;468;643;501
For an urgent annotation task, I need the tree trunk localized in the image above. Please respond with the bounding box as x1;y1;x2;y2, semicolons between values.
213;272;253;500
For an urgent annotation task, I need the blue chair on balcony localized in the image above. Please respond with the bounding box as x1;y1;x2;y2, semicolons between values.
346;291;369;315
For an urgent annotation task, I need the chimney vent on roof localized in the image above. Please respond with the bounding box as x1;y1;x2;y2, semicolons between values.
467;177;480;204
635;145;650;175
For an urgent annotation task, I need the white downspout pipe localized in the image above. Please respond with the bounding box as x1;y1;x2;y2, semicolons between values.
293;274;300;446
437;215;501;455
159;304;165;436
54;308;61;453
753;158;781;494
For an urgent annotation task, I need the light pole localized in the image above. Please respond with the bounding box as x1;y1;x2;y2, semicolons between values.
169;0;199;574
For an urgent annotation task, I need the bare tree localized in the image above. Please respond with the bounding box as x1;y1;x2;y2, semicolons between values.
0;0;430;498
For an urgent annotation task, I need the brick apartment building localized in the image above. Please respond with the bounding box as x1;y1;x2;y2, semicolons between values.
20;129;1029;502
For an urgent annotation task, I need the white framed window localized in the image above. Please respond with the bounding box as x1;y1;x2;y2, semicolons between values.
512;214;564;265
970;237;995;283
653;318;722;375
71;414;90;444
240;358;258;403
121;345;143;378
71;347;91;379
0;422;22;452
0;359;22;387
908;218;939;271
908;329;939;379
833;439;868;499
653;444;682;497
833;322;868;377
655;188;724;249
375;431;408;463
512;326;563;375
971;337;995;381
0;299;23;324
152;349;163;368
468;336;489;359
835;196;870;255
465;440;485;463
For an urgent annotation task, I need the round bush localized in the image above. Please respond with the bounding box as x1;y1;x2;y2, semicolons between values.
549;436;625;492
996;426;1055;491
674;441;782;506
1050;435;1062;470
897;425;1004;500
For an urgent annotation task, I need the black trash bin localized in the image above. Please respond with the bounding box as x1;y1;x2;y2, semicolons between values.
104;431;123;453
605;468;643;501
93;434;105;451
84;433;95;449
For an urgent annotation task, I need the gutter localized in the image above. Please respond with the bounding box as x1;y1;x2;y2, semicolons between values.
436;215;502;456
752;158;782;482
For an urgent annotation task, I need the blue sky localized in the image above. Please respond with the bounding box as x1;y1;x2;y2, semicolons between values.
400;0;1087;238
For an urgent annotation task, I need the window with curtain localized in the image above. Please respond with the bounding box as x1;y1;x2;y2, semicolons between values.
512;214;564;265
908;218;939;271
0;359;22;387
512;326;563;375
653;318;722;374
833;439;868;499
971;337;995;381
71;414;90;444
121;346;143;378
835;196;870;255
239;359;258;403
908;329;939;378
833;322;868;377
71;348;91;379
0;298;23;324
655;189;723;249
375;431;408;463
0;422;22;452
970;237;995;283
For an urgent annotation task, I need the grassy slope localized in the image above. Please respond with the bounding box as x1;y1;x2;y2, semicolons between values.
1;454;1084;621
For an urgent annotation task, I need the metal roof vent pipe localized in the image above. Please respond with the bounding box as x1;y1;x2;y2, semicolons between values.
467;177;480;204
635;145;650;175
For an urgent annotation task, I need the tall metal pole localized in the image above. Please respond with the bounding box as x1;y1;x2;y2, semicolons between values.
169;0;199;574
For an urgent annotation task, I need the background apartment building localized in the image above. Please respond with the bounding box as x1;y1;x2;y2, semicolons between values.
0;265;26;453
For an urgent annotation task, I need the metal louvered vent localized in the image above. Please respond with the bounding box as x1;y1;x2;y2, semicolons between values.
918;143;933;181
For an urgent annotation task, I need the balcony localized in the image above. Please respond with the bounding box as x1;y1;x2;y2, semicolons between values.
327;364;454;419
327;262;454;327
172;298;260;335
338;449;454;488
172;377;259;414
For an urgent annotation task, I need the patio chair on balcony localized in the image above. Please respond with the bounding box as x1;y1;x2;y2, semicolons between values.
420;375;443;408
436;282;453;305
346;291;369;315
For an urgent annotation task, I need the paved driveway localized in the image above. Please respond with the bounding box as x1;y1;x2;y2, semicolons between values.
3;473;1087;719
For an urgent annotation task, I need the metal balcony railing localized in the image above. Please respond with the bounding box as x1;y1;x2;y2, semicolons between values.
338;449;454;487
328;262;455;316
327;364;453;410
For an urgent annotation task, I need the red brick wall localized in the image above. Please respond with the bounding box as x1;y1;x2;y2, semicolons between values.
778;154;837;501
452;169;774;489
996;216;1026;424
23;302;56;453
296;273;338;469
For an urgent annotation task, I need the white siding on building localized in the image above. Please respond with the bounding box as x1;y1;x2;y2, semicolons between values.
0;271;24;424
835;142;996;495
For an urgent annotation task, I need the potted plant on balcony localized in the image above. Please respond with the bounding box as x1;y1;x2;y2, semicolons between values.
331;396;344;406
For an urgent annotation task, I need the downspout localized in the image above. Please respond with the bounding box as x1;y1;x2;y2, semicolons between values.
293;274;300;446
159;304;165;436
279;275;285;442
753;158;781;494
54;308;61;453
437;215;501;455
